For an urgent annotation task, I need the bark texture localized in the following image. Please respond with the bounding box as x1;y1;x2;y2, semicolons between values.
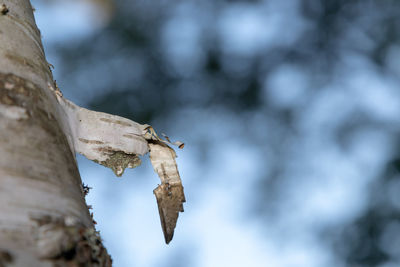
0;0;111;266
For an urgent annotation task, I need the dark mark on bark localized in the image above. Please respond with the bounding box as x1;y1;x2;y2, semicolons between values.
5;52;49;78
78;138;104;145
0;4;9;15
122;134;143;142
0;250;13;267
32;215;112;267
0;94;15;105
99;117;132;127
94;146;118;155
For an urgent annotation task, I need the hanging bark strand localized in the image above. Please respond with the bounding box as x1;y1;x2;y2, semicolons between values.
149;142;186;244
51;87;186;244
154;183;185;244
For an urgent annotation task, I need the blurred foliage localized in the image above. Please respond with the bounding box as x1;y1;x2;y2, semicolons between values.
53;0;400;265
325;155;400;266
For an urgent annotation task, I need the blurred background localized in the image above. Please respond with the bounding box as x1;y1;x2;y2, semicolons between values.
31;0;400;266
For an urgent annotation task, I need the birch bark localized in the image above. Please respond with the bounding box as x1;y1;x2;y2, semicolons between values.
0;0;111;266
0;1;185;265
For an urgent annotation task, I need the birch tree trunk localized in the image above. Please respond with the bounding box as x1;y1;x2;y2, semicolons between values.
0;0;185;265
0;0;112;266
0;0;187;265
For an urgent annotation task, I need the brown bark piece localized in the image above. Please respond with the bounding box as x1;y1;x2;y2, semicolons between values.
149;142;185;244
154;183;185;244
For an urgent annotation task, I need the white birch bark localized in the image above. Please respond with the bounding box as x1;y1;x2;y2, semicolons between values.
0;0;113;266
0;0;185;265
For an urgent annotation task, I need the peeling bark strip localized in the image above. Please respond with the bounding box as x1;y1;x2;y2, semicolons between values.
149;143;186;244
49;84;186;244
50;88;149;175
